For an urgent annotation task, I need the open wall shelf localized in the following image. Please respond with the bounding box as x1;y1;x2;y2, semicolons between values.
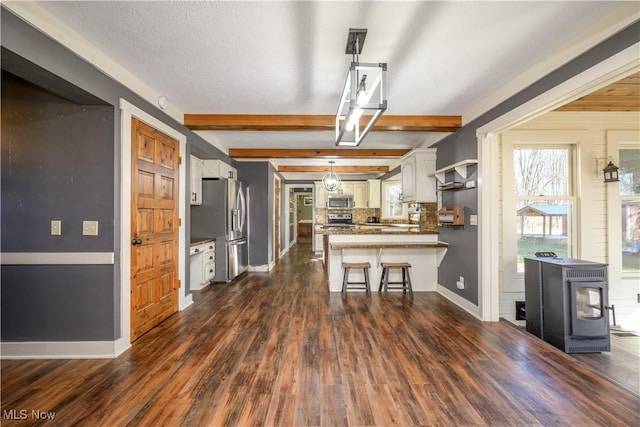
431;159;478;184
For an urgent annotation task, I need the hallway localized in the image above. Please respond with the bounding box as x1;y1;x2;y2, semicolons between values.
1;240;638;426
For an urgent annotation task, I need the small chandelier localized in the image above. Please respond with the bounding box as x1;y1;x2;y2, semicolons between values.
335;28;387;147
322;161;341;191
603;161;619;183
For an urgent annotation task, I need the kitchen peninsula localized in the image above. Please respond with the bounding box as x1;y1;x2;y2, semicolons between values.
321;226;448;292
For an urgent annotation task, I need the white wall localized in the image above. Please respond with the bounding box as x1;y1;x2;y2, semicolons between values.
499;111;640;326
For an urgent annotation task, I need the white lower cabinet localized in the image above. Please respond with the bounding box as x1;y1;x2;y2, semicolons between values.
190;241;215;290
314;233;323;254
202;242;215;283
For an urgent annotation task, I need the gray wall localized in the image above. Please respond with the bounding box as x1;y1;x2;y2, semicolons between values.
435;19;640;305
1;7;230;341
1;71;116;340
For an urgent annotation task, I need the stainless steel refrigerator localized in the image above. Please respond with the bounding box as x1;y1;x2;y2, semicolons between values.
191;178;248;282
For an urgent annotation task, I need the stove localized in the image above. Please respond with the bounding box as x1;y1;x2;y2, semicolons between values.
323;213;355;229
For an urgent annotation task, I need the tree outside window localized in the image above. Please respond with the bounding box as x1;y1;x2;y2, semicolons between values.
513;147;574;272
382;179;406;219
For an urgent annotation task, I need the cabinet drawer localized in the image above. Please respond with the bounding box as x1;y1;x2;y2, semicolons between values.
203;261;215;282
203;251;215;262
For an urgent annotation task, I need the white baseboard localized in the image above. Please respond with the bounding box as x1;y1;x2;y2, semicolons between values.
248;264;270;272
180;294;194;311
436;284;483;321
1;340;127;359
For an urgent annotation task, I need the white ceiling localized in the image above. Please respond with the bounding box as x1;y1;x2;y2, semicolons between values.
27;1;638;180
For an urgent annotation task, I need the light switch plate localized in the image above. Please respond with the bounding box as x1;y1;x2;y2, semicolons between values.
83;220;99;236
51;220;62;235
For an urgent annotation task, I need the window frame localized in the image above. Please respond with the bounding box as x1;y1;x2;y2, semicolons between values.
381;177;407;220
606;132;640;280
501;131;579;293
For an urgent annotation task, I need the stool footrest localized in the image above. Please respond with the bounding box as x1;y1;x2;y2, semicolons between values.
379;264;414;298
342;263;372;297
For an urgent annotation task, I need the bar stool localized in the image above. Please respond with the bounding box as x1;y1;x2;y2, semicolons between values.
379;262;414;298
341;262;372;298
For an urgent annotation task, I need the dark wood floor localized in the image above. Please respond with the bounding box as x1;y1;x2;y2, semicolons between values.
2;240;639;426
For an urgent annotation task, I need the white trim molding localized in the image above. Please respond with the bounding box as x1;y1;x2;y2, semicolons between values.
119;99;189;352
1;252;114;265
1;341;125;360
476;43;639;323
437;284;482;320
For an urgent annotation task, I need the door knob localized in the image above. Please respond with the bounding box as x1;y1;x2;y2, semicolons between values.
131;238;142;245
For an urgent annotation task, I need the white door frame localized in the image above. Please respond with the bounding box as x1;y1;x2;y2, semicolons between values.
284;184;298;253
284;184;315;252
476;44;639;321
273;174;282;263
117;99;190;356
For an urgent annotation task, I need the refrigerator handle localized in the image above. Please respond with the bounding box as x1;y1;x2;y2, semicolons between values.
230;238;247;246
238;188;246;231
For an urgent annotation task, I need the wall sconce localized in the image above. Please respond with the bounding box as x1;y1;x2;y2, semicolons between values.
603;161;619;183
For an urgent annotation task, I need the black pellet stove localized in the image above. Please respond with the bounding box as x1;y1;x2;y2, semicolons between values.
524;254;610;353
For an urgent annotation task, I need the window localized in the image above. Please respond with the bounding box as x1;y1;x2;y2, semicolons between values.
381;178;406;219
512;146;575;273
619;148;640;272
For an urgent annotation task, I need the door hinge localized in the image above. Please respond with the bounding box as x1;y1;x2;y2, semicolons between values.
178;218;182;226
178;279;181;288
178;156;182;165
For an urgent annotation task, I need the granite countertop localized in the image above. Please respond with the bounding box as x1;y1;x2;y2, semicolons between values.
190;237;216;246
330;241;449;249
318;227;438;235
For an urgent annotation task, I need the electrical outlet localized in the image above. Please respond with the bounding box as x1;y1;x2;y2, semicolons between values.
82;220;99;236
459;276;464;283
469;215;478;225
51;220;62;235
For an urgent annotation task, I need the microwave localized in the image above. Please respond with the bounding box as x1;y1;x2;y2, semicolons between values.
327;195;354;209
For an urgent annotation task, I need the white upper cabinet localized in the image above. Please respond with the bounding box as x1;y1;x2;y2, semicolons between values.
340;182;354;196
190;155;203;205
314;182;328;208
367;179;381;208
400;148;437;203
314;180;383;209
201;159;237;179
352;182;368;208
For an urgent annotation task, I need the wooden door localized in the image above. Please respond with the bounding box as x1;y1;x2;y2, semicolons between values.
274;177;280;265
131;118;180;342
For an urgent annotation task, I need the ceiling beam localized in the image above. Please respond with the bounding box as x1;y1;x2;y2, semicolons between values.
278;165;389;173
229;149;409;159
184;114;461;132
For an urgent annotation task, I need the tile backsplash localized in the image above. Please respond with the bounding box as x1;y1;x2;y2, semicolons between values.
314;202;437;232
315;208;381;224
